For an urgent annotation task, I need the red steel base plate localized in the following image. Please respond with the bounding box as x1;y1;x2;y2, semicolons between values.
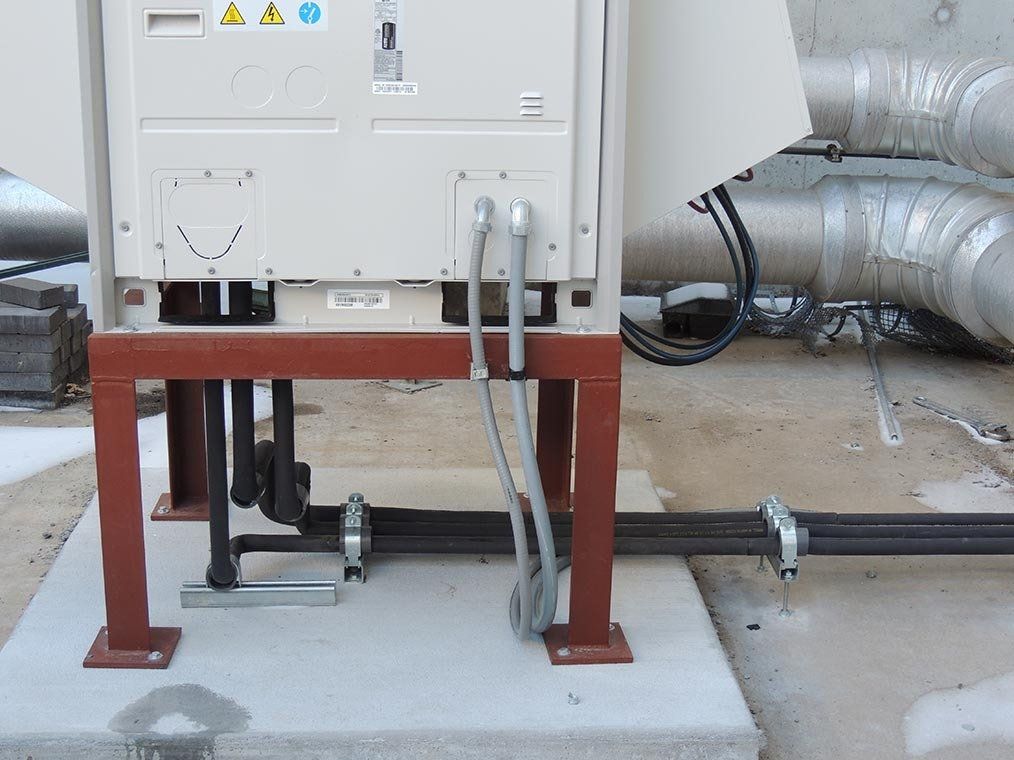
543;623;633;665
151;493;210;522
83;627;181;669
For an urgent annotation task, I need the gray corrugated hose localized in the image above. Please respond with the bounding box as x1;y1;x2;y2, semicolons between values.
506;198;559;635
467;196;534;639
800;49;1014;177
623;176;1014;348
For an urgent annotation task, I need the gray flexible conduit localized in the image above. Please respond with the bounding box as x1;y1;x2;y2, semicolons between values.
466;196;534;639
507;199;560;635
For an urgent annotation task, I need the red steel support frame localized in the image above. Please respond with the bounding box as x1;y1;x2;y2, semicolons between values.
84;332;630;668
536;380;575;513
153;283;209;522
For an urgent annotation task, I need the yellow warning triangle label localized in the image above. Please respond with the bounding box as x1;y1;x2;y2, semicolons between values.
260;2;285;24
221;2;245;24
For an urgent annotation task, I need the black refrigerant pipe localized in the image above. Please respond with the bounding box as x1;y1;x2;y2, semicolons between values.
271;380;306;524
229;283;260;508
205;379;239;589
224;530;1014;560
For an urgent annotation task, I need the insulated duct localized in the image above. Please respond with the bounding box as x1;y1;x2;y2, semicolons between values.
623;176;1014;348
800;48;1014;177
0;171;88;262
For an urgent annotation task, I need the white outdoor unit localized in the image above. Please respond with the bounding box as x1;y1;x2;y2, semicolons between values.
3;0;810;332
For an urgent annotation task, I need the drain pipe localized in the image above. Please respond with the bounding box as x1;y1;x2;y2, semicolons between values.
623;176;1014;347
507;198;560;635
800;49;1014;177
466;196;535;639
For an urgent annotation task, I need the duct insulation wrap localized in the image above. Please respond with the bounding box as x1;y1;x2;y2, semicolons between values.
0;171;88;262
800;49;1014;177
623;176;1014;348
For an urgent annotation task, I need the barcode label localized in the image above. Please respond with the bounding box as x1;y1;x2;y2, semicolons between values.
327;289;391;310
373;82;418;96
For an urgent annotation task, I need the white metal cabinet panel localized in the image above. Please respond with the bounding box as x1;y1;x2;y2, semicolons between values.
0;0;86;210
102;0;606;283
623;0;812;235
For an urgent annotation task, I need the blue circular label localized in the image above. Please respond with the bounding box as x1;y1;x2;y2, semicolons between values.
299;2;322;25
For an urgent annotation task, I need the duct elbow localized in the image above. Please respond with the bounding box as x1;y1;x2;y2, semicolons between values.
801;48;1014;178
972;239;1014;348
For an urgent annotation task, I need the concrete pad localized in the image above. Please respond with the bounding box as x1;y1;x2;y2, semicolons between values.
0;468;759;759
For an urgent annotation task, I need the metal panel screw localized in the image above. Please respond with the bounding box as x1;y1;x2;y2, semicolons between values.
204;170;213;178
157;506;170;515
866;570;878;579
147;651;164;662
567;693;581;706
497;268;506;277
245;170;254;178
548;243;557;252
155;242;163;250
264;268;273;275
119;222;131;233
207;267;216;275
579;224;591;236
354;269;362;277
440;268;449;276
499;171;508;179
457;172;466;179
557;647;571;657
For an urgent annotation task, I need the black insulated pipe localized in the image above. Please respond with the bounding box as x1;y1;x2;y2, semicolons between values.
228;285;259;508
205;379;239;589
271;380;306;524
807;538;1014;555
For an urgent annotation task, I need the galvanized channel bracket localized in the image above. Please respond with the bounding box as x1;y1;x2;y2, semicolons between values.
180;580;338;609
342;493;372;584
757;495;811;618
757;495;809;583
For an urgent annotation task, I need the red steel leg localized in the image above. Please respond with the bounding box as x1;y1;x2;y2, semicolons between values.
152;379;210;521
545;378;631;665
536;380;575;513
153;282;209;521
85;379;180;669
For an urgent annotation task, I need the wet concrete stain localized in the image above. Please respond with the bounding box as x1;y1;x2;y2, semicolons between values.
933;0;958;25
109;684;250;760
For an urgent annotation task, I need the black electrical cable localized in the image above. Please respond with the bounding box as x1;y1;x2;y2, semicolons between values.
621;185;756;362
0;250;89;280
621;192;745;352
620;183;760;366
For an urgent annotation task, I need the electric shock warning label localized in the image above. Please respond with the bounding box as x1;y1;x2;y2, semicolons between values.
327;290;391;310
374;0;417;95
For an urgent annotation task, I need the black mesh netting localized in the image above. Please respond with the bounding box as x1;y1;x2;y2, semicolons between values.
747;290;1014;364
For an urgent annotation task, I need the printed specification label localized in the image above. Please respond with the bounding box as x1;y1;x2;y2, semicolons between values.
214;0;328;31
374;0;417;95
327;290;391;310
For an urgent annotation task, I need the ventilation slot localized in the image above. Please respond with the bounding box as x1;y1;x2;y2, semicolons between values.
520;91;544;117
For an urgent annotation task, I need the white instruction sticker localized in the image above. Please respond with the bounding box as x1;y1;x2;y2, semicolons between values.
374;0;416;94
327;289;391;310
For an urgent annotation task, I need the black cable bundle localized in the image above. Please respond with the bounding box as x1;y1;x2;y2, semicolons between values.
621;184;760;366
